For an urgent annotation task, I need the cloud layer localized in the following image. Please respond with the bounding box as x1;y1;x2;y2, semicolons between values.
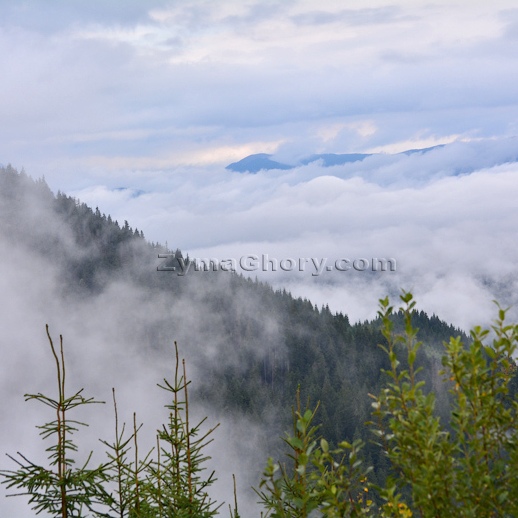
71;138;518;330
0;0;516;370
1;1;518;183
2;2;518;514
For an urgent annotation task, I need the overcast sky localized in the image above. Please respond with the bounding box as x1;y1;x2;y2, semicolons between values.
2;0;518;328
2;2;518;516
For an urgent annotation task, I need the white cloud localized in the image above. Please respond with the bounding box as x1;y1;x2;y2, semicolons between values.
66;139;518;331
2;0;518;174
2;3;518;513
365;133;461;154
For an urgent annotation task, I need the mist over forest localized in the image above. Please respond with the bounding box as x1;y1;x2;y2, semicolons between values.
2;1;518;515
0;165;483;516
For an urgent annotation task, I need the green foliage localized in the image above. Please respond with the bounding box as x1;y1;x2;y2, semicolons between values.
258;292;518;517
372;292;518;517
99;392;155;518
3;292;518;517
0;326;108;517
145;343;221;517
1;333;220;517
256;389;373;517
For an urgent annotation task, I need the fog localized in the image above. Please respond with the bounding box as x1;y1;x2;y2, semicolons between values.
74;139;518;331
0;191;278;516
3;143;518;514
2;1;518;514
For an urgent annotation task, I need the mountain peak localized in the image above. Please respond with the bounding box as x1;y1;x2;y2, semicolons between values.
225;145;449;173
225;153;292;173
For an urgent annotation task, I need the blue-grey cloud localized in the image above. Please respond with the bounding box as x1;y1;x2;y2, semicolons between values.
2;4;518;514
0;0;517;334
0;0;152;33
291;6;404;27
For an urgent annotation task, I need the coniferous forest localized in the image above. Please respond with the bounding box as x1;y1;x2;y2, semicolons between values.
1;165;517;516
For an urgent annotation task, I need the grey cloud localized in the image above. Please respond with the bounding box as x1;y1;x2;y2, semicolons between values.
0;0;153;34
291;6;404;27
498;8;518;40
221;1;291;27
83;139;516;331
72;139;517;255
2;0;518;182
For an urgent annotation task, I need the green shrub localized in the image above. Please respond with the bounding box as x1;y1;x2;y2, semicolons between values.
2;293;518;517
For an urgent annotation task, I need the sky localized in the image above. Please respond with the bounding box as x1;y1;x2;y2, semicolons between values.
2;1;518;515
2;0;518;326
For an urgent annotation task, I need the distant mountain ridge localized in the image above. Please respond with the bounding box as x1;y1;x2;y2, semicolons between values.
226;145;445;173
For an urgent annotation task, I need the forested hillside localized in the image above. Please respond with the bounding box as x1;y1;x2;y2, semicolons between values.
0;164;470;490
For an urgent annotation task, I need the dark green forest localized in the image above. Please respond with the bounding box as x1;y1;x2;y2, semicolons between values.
0;165;470;483
3;164;505;515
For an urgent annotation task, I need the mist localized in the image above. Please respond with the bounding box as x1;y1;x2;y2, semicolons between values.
2;1;518;514
72;139;518;331
0;184;279;516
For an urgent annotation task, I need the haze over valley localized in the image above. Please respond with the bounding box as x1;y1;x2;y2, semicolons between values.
1;1;518;515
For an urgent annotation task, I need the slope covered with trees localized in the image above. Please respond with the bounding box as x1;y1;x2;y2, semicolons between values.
3;292;518;516
0;165;476;499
